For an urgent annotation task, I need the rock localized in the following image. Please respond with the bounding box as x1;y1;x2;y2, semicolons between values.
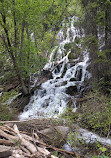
75;67;83;81
66;86;78;96
0;88;3;92
40;126;70;138
42;99;49;107
70;78;76;81
54;126;70;138
40;70;53;80
40;126;70;147
63;143;74;152
0;145;12;158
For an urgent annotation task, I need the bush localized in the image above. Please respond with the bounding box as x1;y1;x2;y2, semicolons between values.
79;91;111;137
0;90;19;121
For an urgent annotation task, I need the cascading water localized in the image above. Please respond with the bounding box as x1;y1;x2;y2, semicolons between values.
19;17;91;120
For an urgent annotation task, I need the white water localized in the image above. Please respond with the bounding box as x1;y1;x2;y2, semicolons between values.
77;127;111;147
19;17;90;120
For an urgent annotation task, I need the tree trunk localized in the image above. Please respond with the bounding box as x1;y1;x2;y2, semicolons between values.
1;12;28;95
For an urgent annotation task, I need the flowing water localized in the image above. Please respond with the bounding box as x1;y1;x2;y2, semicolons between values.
19;17;91;120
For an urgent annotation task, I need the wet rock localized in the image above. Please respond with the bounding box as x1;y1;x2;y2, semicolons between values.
66;86;78;96
42;99;49;107
0;145;12;158
75;67;83;81
61;81;67;86
63;143;74;152
40;70;53;79
68;98;79;108
38;89;46;97
70;78;76;81
54;65;60;74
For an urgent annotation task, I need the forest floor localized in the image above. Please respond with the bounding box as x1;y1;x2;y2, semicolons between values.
0;118;100;158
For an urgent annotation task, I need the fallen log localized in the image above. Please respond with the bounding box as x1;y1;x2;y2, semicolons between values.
0;145;12;158
34;133;79;157
0;139;14;146
13;124;37;154
0;128;18;141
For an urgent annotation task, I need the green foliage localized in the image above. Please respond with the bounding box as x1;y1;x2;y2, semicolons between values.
0;105;12;121
0;90;19;121
60;106;80;125
96;11;105;26
92;155;109;158
79;91;111;137
1;90;18;105
0;0;71;93
81;35;98;48
67;0;83;17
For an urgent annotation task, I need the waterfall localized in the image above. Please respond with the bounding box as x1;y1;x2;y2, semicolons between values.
19;17;91;120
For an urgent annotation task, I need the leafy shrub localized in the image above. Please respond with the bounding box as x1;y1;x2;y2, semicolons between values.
79;91;111;137
0;90;19;121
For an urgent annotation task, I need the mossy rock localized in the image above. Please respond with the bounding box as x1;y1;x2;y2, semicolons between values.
64;42;74;52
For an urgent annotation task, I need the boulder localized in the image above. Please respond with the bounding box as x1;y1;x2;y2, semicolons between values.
54;126;70;138
40;126;70;138
40;70;53;80
40;126;70;147
66;86;78;96
75;67;83;81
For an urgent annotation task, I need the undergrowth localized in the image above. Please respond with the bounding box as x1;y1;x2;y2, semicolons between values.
60;90;111;157
0;90;18;121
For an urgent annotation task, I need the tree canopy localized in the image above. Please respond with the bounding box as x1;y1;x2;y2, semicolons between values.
0;0;71;94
